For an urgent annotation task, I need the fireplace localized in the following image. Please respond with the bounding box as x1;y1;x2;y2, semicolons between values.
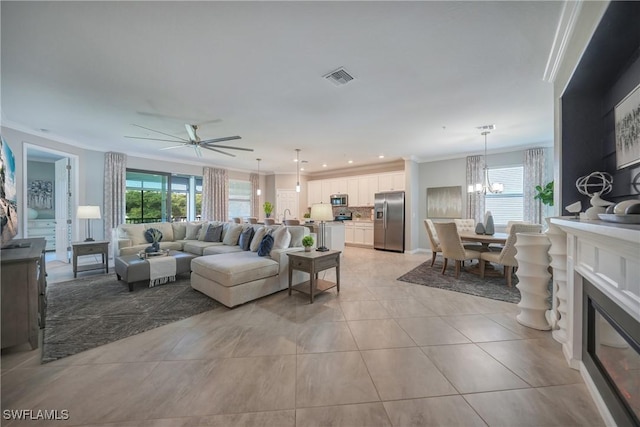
583;280;640;426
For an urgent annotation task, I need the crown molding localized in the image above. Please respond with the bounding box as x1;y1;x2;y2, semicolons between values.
543;0;583;83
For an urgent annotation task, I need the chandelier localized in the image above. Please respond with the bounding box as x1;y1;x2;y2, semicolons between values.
468;131;503;194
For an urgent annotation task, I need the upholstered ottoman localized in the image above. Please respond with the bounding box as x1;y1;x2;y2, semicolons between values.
115;250;196;291
191;251;282;308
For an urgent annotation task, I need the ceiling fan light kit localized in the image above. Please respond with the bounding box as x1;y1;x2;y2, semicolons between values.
125;123;252;158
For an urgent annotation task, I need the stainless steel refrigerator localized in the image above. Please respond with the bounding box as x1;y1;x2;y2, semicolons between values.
374;191;405;252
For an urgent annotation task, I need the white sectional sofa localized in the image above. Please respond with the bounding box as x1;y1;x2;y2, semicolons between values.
112;221;311;307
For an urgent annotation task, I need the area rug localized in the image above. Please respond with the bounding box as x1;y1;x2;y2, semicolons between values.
398;258;532;304
42;273;220;363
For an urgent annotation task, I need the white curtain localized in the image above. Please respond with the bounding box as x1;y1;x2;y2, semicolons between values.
524;148;546;224
466;155;485;224
103;152;127;241
202;167;228;221
250;172;259;217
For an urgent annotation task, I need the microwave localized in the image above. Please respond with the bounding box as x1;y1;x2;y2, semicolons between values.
330;194;348;207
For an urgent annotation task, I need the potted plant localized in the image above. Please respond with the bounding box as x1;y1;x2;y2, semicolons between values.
302;235;314;252
534;181;554;206
263;201;273;218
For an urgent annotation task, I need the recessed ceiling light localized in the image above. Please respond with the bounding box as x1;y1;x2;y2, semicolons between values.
348;160;353;164
300;167;305;171
40;128;50;133
378;155;385;159
322;164;327;168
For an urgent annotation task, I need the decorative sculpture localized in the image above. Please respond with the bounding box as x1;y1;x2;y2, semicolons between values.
575;171;614;220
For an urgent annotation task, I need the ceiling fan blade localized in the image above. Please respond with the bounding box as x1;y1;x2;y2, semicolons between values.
185;124;198;142
203;144;254;152
159;144;188;151
131;124;189;142
199;136;242;144
201;145;236;157
125;136;189;143
195;145;203;158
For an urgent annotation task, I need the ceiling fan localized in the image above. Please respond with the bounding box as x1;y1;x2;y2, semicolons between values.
125;123;253;157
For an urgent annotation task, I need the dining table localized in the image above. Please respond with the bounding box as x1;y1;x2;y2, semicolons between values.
458;231;509;276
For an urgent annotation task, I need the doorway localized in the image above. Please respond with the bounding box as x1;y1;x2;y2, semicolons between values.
23;144;78;263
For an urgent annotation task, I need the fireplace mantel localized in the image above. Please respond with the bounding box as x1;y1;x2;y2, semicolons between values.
550;217;640;426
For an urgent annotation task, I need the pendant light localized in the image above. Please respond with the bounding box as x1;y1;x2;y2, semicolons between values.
468;131;503;194
295;149;301;193
256;158;262;196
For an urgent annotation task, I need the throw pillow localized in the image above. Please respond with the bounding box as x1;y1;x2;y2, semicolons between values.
272;226;291;250
257;234;274;257
172;222;187;240
238;227;254;251
204;224;223;242
250;227;267;252
288;226;305;248
222;223;243;246
185;223;202;240
144;228;163;243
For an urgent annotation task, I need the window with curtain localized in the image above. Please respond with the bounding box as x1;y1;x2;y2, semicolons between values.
484;166;524;225
228;179;251;219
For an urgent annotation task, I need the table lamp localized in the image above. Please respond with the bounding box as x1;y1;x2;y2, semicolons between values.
310;202;333;251
77;205;101;241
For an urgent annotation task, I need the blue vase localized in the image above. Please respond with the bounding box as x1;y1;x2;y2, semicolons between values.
484;214;495;235
475;223;485;235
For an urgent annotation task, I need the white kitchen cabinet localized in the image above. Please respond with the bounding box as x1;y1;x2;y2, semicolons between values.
329;179;347;195
347;178;359;206
357;176;378;206
362;223;374;246
378;172;405;192
308;180;323;206
344;222;355;244
321;180;333;203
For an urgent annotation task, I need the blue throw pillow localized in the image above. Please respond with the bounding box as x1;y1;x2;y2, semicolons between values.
257;234;274;257
204;224;223;242
238;227;255;251
144;228;163;243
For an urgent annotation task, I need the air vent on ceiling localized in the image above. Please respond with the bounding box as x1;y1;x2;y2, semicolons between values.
324;67;355;86
476;124;496;131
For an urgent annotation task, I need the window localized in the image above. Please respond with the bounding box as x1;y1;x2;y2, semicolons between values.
228;179;251;219
125;170;202;223
485;166;524;225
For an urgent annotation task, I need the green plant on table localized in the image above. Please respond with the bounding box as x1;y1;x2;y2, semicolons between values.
302;235;314;248
263;202;273;217
534;181;554;206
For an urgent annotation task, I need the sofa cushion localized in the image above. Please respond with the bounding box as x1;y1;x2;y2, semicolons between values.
202;245;244;255
258;234;274;257
185;223;202;240
204;224;223;242
172;222;187;240
250;227;267;252
183;240;223;256
191;252;279;287
288;226;305;248
272;226;291;250
238;227;254;251
120;224;147;246
223;223;243;246
145;222;174;242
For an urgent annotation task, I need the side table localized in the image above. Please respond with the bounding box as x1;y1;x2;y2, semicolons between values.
72;240;109;278
288;250;341;303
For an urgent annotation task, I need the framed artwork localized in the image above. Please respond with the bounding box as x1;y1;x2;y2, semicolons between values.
615;83;640;169
427;186;462;218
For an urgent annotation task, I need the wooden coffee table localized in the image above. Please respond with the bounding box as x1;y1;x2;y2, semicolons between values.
288;250;341;303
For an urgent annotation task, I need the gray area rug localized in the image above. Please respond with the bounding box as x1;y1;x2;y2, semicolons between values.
42;273;220;363
398;257;528;304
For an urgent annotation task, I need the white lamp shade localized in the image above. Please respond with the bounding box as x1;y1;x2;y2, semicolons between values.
310;203;333;221
77;205;101;219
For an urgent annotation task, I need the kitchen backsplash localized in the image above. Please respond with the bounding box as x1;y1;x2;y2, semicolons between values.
333;206;374;220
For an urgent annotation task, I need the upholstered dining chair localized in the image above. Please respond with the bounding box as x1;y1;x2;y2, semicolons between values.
284;219;301;226
246;217;258;224
506;220;531;234
454;218;476;233
479;223;542;286
232;217;242;224
423;219;442;267
434;222;482;278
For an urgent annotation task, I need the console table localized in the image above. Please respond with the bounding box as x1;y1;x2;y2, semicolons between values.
72;240;109;278
288;250;341;303
1;238;47;350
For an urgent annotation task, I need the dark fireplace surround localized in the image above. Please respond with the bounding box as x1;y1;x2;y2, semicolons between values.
583;280;640;427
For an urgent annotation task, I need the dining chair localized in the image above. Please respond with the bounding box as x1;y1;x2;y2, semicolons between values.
232;217;242;224
423;219;442;267
246;217;258;224
434;222;482;278
506;220;531;234
479;223;542;286
454;218;476;233
284;219;301;226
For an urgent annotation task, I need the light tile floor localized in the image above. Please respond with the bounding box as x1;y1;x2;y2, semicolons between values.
1;247;605;426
